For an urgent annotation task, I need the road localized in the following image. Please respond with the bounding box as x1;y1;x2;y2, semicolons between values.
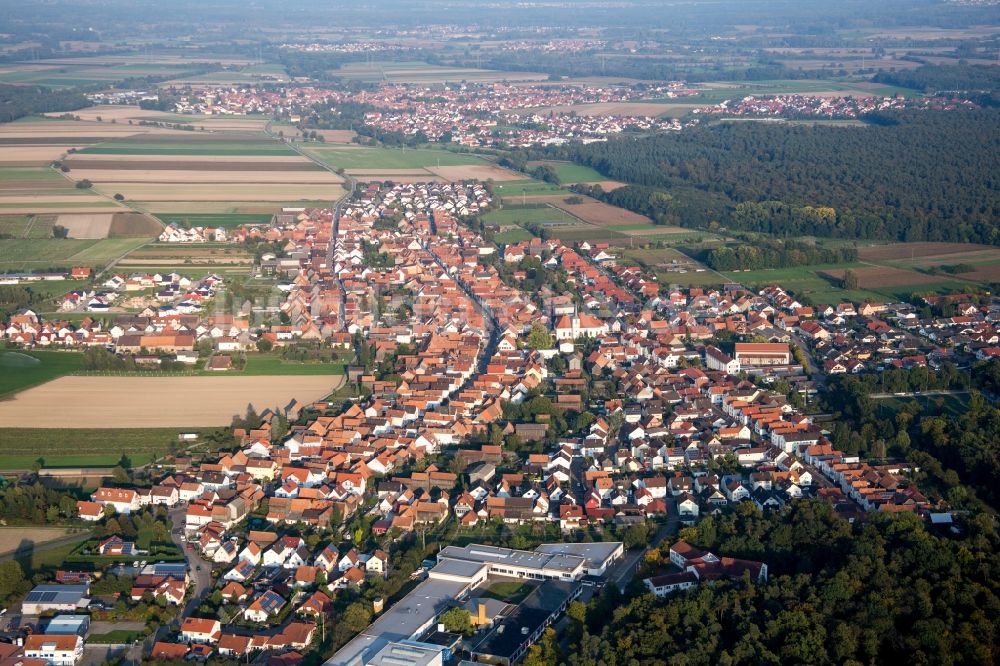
167;505;213;617
608;512;681;592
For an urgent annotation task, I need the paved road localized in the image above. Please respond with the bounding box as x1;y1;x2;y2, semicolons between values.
608;514;681;592
167;505;213;617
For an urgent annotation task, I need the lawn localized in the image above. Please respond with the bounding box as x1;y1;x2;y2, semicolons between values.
15;538;90;577
481;581;535;604
0;349;83;398
303;146;487;170
242;355;347;376
0;427;206;470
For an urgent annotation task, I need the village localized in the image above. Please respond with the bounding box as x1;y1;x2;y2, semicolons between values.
0;172;987;666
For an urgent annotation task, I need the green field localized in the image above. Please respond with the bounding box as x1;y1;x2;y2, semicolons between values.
493;229;534;243
0;214;56;239
242;355;347;376
303;145;487;170
545;163;606;184
0;427;208;470
0;63;205;88
495;180;570;198
157;213;274;228
875;393;971;419
0;350;83;398
15;537;91;577
0;237;149;272
79;140;296;156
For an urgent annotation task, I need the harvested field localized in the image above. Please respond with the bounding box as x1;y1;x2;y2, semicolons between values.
427;164;522;181
0;145;80;164
92;183;345;201
67;154;309;164
585;180;627;191
544;196;653;227
73;169;344;183
317;130;357;143
819;266;949;288
0;205;121;214
962;265;1000;282
857;242;998;262
66;159;322;171
109;212;161;237
0;527;83;556
0;375;343;428
54;213;113;239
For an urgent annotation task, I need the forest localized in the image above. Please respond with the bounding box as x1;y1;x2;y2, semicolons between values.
0;84;88;123
557;501;999;666
874;63;1000;94
823;362;1000;511
550;109;1000;244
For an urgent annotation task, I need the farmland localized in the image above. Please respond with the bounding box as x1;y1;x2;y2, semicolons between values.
0;527;87;557
0;427;210;470
0;237;148;272
0;349;83;399
63;133;346;219
0;375;342;428
300;144;513;184
332;60;547;84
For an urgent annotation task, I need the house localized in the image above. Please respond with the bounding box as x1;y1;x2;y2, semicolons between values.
91;487;140;514
181;618;222;643
365;550;389;577
676;492;699;520
76;501;103;522
24;634;84;666
734;342;791;366
643;571;699;598
244;590;286;623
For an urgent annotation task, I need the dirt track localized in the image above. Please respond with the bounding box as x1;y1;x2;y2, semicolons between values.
0;375;342;428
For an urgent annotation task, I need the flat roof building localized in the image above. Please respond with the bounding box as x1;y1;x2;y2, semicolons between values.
22;585;89;616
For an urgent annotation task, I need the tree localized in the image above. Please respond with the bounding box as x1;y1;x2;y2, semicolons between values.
0;560;26;602
256;338;274;353
113;193;125;201
526;322;554;350
842;269;860;290
438;607;472;635
340;602;373;634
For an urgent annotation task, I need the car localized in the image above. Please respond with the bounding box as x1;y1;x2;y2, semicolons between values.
196;565;202;571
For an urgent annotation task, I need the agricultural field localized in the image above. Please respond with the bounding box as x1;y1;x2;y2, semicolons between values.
0;527;88;557
0;349;83;398
332;60;547;84
115;243;255;275
0;427;210;470
543;162;606;184
63;134;346;218
242;355;348;375
0;237;148;272
301;145;518;184
495;180;571;199
0;61;215;88
0;375;342;428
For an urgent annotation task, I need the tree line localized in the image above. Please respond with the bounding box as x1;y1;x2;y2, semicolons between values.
0;84;89;123
537;109;1000;245
701;238;857;271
